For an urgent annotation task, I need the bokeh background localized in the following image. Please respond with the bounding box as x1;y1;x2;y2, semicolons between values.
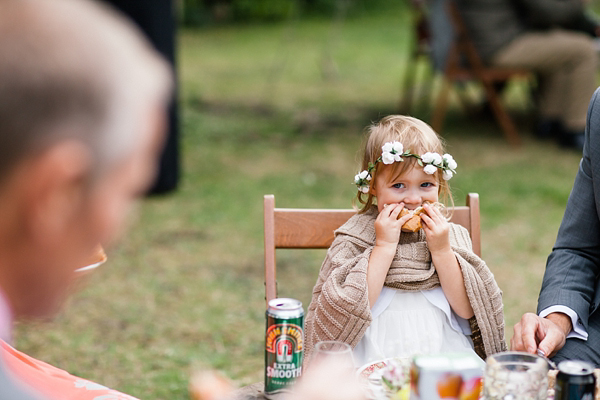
12;1;596;398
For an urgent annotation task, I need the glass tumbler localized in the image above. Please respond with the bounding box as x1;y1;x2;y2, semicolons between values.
483;351;549;400
313;341;355;369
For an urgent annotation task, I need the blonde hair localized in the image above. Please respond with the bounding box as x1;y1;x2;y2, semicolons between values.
355;115;453;212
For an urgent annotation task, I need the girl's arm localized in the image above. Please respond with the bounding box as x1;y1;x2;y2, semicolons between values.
421;203;474;319
367;203;413;307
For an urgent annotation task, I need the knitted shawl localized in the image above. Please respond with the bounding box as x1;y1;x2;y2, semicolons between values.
304;206;507;364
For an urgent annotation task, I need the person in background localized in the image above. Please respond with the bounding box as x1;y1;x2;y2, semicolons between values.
101;0;180;195
525;0;600;38
453;0;598;151
512;87;600;366
0;0;172;398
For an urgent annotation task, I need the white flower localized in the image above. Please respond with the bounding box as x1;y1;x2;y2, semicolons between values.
382;141;403;155
359;186;370;193
381;359;407;390
391;141;403;154
381;152;396;164
443;153;457;170
382;367;399;385
355;170;372;188
423;164;438;175
421;152;442;166
421;152;436;164
443;170;454;180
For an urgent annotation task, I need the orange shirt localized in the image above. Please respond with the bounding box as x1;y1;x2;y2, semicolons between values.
0;339;138;400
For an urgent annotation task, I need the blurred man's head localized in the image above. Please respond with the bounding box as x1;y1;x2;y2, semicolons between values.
0;0;172;318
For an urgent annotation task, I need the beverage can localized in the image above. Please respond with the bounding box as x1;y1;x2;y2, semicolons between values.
410;353;484;400
555;360;596;400
264;298;304;398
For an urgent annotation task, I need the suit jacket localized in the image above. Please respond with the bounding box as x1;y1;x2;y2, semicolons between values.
537;86;600;365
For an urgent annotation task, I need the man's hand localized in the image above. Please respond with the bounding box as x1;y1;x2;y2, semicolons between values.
511;312;571;357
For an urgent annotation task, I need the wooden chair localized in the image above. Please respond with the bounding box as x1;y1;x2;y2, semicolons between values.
431;0;531;147
263;193;481;305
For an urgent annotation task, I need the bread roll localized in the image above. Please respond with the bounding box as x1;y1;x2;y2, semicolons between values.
398;207;424;232
396;202;445;232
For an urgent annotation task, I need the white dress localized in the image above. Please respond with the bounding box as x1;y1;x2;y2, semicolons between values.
353;286;483;367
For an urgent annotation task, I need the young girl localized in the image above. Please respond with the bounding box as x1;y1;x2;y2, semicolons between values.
304;115;507;366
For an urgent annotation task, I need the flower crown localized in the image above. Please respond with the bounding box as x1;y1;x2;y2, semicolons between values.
354;141;457;193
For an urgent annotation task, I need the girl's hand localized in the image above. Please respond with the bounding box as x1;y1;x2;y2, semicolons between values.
374;203;411;247
421;202;451;253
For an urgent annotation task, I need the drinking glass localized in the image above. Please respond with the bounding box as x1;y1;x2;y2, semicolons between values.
483;351;549;400
313;341;355;368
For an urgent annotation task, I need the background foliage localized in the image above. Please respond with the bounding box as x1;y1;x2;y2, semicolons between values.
180;0;397;25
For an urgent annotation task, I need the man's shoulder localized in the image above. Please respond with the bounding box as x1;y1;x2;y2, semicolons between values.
0;359;42;400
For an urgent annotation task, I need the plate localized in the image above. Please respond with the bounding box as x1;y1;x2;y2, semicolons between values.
357;358;410;400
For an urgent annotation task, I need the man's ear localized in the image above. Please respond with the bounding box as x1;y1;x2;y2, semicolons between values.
22;140;92;244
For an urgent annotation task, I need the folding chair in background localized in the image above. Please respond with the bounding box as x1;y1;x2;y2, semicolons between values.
431;0;532;147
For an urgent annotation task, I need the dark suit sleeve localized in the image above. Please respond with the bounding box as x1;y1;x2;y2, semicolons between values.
537;88;600;331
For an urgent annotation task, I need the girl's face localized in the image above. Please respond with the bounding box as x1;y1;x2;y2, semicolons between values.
371;165;439;212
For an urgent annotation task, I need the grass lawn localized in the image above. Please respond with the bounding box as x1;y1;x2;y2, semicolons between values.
13;5;584;399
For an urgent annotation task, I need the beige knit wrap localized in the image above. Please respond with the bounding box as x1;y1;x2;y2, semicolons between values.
304;206;507;365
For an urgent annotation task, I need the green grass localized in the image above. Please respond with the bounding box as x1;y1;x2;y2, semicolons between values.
13;6;584;399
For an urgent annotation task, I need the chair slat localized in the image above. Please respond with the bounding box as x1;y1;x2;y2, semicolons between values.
274;209;357;248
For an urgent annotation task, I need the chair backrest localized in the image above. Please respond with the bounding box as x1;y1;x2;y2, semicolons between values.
263;193;481;305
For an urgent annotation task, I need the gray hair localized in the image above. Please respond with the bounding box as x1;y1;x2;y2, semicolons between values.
0;0;172;184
